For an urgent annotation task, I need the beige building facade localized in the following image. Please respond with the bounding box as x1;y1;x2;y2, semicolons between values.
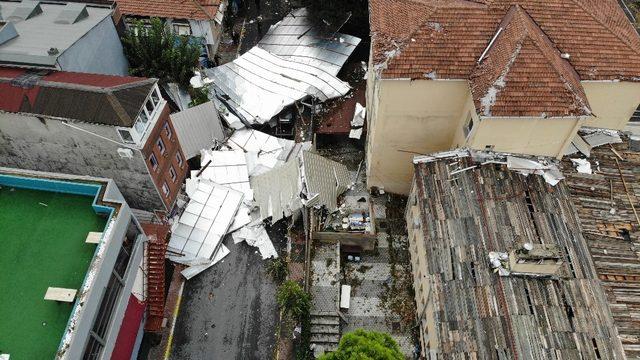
366;0;640;195
366;75;640;195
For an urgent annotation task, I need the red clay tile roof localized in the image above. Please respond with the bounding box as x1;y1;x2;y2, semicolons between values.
370;0;640;82
470;5;591;117
115;0;220;20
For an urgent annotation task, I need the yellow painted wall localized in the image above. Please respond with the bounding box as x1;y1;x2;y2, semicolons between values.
582;81;640;130
366;77;638;195
468;116;583;157
366;78;469;194
452;94;481;148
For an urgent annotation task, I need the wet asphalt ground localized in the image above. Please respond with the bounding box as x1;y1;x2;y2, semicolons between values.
168;222;287;360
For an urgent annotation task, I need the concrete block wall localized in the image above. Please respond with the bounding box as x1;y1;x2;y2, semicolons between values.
0;113;164;211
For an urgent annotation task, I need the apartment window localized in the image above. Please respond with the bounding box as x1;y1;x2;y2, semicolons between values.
176;151;184;168
164;122;173;139
162;182;170;197
157;138;166;155
82;221;137;359
173;22;191;36
151;88;160;106
149;153;159;171
145;99;154;114
117;128;135;144
170;166;177;182
463;113;474;138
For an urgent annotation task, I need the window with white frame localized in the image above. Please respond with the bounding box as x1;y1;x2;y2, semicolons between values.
157;138;166;154
149;153;159;171
130;87;164;142
176;151;184;168
162;182;170;197
151;88;160;106
463;113;474;138
170;166;177;182
172;21;191;36
164;122;172;139
117;128;135;144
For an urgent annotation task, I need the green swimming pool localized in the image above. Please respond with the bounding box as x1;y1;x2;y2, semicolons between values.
0;186;107;359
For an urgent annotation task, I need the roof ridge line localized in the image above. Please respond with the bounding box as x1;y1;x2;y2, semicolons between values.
513;7;592;114
35;78;154;93
524;35;592;115
191;0;214;20
569;0;640;56
390;0;489;66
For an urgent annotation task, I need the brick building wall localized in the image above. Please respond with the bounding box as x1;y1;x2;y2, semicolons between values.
141;105;189;210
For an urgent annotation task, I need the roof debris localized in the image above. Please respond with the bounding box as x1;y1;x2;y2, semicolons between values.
349;103;365;139
171;101;226;159
170;129;356;278
257;8;361;76
205;47;351;126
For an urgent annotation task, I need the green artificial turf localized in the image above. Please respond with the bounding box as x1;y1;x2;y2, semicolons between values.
0;187;107;360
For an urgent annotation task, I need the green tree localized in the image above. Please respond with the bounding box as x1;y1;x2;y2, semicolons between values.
266;257;289;284
318;329;403;360
122;18;201;88
188;86;210;107
277;280;310;320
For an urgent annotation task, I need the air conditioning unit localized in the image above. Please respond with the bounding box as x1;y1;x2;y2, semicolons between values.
117;148;134;159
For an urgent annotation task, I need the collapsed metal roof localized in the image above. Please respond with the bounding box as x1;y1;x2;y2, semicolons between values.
168;179;243;261
204;8;361;127
206;47;352;126
257;7;361;76
170;101;226;159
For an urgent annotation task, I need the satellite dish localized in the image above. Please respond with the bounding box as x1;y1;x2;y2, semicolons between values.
523;242;534;251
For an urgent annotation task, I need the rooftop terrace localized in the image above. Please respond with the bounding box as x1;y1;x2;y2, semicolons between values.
0;178;108;359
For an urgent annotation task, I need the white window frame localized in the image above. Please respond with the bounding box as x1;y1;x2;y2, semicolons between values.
170;166;177;182
164;122;172;139
463;113;474;139
172;21;192;36
116;128;137;144
157;137;166;155
176;151;184;168
129;86;165;144
149;153;159;171
162;182;170;197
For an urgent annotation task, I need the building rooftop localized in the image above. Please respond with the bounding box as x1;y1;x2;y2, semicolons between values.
562;136;640;358
469;5;591;117
0;1;113;68
0;175;110;359
115;0;219;20
411;151;624;358
0;66;156;126
369;0;640;116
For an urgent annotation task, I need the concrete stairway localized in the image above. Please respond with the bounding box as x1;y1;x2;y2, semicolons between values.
310;311;340;353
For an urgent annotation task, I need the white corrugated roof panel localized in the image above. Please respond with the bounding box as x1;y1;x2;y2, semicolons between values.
205;47;351;124
168;180;243;260
258;8;361;76
170;101;226;159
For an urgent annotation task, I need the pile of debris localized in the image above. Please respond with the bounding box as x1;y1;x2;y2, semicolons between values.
195;8;361;130
165;7;364;279
564;128;624;174
168;129;353;278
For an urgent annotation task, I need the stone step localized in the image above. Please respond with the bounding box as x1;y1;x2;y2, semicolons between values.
310;310;338;317
312;342;338;356
310;315;340;326
310;333;340;344
310;324;340;334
